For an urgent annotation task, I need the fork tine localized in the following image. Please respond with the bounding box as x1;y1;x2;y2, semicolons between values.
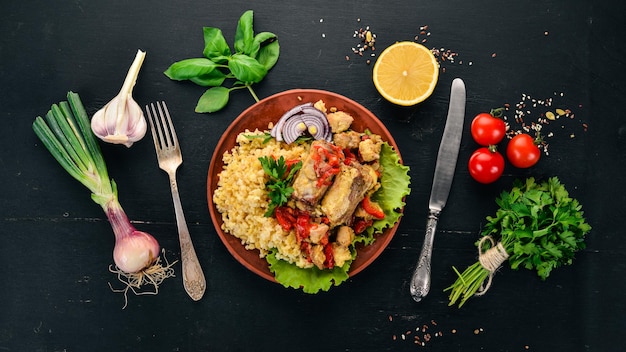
146;103;161;150
146;101;179;151
158;101;178;148
153;102;169;149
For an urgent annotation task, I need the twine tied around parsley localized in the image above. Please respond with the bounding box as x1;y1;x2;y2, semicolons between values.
475;235;509;296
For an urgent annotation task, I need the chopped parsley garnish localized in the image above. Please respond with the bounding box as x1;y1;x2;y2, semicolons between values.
258;155;302;217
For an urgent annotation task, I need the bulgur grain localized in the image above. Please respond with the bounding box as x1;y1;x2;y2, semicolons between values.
213;130;312;268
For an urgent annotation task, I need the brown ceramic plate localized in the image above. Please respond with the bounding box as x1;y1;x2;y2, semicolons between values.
207;89;404;283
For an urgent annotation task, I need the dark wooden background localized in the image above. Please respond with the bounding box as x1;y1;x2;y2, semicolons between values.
1;1;624;351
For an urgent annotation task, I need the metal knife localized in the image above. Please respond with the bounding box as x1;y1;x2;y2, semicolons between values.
410;78;466;302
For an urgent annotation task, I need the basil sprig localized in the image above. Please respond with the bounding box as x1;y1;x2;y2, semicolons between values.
164;10;280;113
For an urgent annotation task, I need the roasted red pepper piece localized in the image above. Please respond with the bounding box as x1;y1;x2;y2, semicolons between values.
275;206;296;231
323;243;335;269
361;196;385;219
353;218;373;234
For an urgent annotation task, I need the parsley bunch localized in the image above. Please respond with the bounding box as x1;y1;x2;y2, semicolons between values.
258;156;302;217
446;177;591;307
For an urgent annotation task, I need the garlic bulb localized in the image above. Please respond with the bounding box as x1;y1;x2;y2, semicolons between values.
91;50;147;148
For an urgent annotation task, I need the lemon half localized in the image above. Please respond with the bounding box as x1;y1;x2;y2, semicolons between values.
373;41;439;106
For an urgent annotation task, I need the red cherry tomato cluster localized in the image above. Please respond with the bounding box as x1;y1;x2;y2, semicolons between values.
468;109;541;184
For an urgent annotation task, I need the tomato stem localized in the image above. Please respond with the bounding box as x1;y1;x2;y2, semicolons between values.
490;107;505;118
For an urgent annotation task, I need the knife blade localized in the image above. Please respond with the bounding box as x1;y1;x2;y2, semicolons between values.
410;78;466;302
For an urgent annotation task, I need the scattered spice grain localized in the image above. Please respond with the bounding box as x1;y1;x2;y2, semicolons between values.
349;22;377;62
503;91;588;157
388;316;447;348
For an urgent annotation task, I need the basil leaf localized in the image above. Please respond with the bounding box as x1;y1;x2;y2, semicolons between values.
256;40;280;70
202;27;231;62
234;10;254;55
164;58;219;81
189;70;227;87
249;31;277;59
228;54;267;83
195;87;230;113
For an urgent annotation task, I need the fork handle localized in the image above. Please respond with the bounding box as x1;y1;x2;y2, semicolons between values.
169;173;206;301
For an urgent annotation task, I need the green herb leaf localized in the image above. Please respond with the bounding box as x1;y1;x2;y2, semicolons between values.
445;177;591;307
228;54;267;84
243;132;273;143
256;40;280;71
195;87;230;113
164;10;279;113
164;58;220;81
189;71;227;87
234;10;254;55
249;31;277;59
202;27;231;62
258;156;302;217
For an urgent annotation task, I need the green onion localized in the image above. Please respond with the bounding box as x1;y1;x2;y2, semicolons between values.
33;92;174;307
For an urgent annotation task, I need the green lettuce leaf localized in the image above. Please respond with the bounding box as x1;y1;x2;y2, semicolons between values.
361;142;411;243
266;142;411;293
266;249;351;294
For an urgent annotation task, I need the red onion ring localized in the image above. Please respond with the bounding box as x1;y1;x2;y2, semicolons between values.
271;103;332;144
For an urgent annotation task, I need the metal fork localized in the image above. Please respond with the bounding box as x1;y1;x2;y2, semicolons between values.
145;101;206;301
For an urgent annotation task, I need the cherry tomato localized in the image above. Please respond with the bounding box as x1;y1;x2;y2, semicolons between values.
468;147;505;184
506;133;541;168
470;111;506;146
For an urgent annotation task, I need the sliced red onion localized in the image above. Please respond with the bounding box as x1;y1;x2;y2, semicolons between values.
271;103;313;141
303;107;332;141
299;113;331;142
281;116;307;144
271;103;332;144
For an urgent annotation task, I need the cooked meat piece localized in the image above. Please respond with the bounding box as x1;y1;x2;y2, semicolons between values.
359;134;383;162
332;243;352;268
333;130;361;150
362;164;380;184
321;163;376;227
326;111;354;133
291;140;342;209
335;226;355;247
353;204;371;220
310;244;326;270
309;223;330;244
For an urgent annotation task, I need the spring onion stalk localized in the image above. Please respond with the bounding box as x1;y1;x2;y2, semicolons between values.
32;92;174;307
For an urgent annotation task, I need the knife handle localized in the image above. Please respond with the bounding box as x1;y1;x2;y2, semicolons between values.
410;210;440;302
